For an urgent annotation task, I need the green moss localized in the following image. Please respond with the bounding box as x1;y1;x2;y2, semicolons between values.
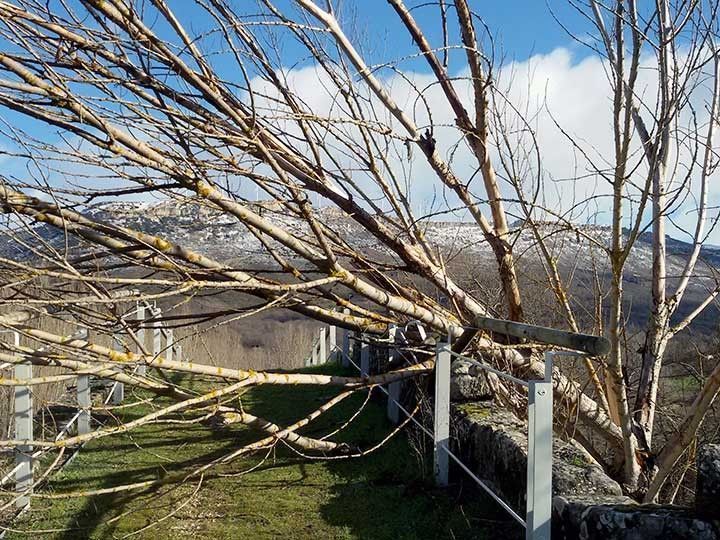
456;402;492;419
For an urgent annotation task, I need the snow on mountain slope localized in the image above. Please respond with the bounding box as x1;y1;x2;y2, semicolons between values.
5;199;720;286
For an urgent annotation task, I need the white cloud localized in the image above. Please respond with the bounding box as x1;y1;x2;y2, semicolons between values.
2;42;716;245
255;45;718;245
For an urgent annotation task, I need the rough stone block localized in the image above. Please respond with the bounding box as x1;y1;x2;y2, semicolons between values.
697;444;720;520
450;359;493;402
453;402;623;511
553;497;720;540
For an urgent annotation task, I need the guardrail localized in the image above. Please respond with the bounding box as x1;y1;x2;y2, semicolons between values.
444;319;607;540
319;316;607;540
438;343;557;538
304;324;341;367
303;319;429;424
0;298;182;511
4;307;606;538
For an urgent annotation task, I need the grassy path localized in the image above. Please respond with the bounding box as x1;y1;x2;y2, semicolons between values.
3;366;509;539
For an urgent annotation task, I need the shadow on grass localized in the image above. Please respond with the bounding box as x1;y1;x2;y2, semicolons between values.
13;365;522;539
320;417;522;538
247;364;523;540
52;425;247;539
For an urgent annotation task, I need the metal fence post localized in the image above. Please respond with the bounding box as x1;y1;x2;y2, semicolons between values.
13;331;32;509
77;328;91;436
136;302;146;376
341;311;350;368
328;325;338;363
526;352;554;540
319;327;327;364
166;328;174;363
311;337;318;365
77;374;91;435
153;307;162;366
360;334;370;376
110;337;124;405
387;325;401;424
434;336;451;487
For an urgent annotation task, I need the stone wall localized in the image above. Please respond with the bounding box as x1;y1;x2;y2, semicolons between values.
697;444;720;521
449;381;720;540
553;498;719;540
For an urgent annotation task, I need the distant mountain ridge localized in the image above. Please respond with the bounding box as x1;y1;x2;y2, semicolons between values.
6;198;720;275
3;199;719;333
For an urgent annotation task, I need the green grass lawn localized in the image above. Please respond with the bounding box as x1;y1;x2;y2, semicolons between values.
3;365;513;539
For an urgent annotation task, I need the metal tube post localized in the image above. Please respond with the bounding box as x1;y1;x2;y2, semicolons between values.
526;352;554;540
136;302;146;376
110;337;124;404
311;338;318;365
387;325;401;424
328;325;337;363
434;337;451;486
77;328;91;436
360;335;370;376
13;331;32;509
341;314;350;368
318;327;327;364
153;307;162;365
166;329;174;363
77;374;91;435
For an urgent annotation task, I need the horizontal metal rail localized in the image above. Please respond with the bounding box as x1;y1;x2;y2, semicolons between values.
471;316;610;356
3;298;182;520
0;289;142;326
0;462;23;488
334;345;433;439
377;320;588;540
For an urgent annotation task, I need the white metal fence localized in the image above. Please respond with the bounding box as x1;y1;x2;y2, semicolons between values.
301;317;608;540
1;299;181;511
5;308;605;538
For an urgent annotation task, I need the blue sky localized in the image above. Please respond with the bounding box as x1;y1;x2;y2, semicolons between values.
342;0;595;62
3;1;717;245
230;0;596;71
1;0;599;174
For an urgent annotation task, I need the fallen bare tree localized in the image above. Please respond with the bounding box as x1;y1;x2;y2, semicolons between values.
0;0;717;504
